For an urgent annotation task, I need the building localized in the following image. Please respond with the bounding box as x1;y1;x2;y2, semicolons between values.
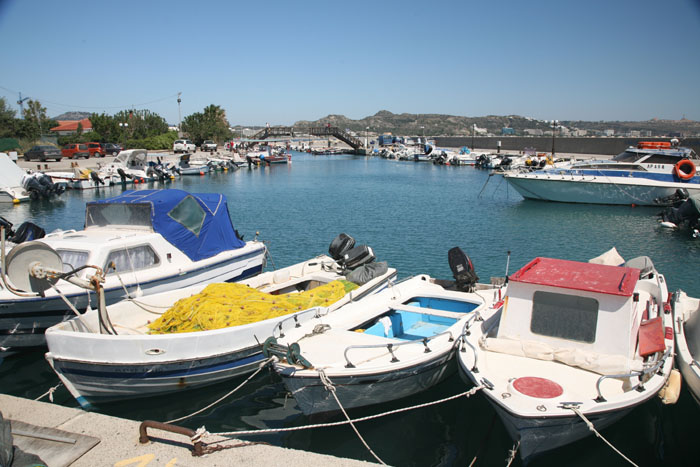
501;127;515;135
49;118;93;136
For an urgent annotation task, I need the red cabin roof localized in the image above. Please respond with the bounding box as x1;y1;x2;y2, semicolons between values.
510;257;640;297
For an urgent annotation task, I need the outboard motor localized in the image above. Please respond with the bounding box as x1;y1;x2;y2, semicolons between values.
90;171;105;185
655;188;689;206
328;233;355;261
116;168;132;183
11;222;45;243
448;247;479;292
660;194;700;230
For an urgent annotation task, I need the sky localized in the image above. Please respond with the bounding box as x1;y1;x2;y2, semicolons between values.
0;0;699;126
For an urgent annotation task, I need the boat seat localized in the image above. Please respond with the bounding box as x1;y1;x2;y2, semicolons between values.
638;316;665;357
389;305;466;320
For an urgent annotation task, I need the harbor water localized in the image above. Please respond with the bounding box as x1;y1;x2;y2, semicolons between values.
1;152;698;466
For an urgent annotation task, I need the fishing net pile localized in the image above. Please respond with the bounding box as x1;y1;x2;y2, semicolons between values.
147;280;358;334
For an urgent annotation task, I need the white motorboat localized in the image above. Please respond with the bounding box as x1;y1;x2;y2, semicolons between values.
268;248;504;415
0;189;267;353
97;149;175;184
45;236;397;408
503;141;700;205
672;291;700;406
43;167;111;190
0;152;30;203
457;250;675;464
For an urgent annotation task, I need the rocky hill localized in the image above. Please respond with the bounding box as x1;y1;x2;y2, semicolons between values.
53;111;92;121
293;111;700;137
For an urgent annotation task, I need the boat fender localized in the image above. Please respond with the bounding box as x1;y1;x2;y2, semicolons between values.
675;159;696;180
658;368;681;405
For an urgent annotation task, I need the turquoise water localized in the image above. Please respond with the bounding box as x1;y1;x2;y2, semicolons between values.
1;153;698;466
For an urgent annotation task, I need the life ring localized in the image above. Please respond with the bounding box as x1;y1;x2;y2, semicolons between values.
674;159;696;180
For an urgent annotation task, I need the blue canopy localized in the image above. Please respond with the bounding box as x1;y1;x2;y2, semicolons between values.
86;189;245;261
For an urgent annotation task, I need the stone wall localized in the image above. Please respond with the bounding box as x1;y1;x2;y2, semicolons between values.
434;137;700;156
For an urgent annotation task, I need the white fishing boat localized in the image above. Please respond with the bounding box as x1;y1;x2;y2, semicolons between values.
43;167;110;190
457;250;675;464
97;149;174;183
672;291;700;406
267;248;504;415
503;141;700;205
0;189;266;353
44;235;397;408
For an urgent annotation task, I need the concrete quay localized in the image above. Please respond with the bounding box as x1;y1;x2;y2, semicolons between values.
0;394;374;467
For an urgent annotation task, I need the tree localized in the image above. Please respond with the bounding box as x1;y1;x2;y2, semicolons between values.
20;99;56;140
182;104;232;145
89;112;120;142
0;97;16;138
114;109;168;140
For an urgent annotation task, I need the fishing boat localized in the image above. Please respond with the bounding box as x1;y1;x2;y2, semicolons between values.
456;250;675;464
503;141;700;205
44;235;397;408
0;189;267;353
43;167;110;190
672;291;700;406
266;248;504;416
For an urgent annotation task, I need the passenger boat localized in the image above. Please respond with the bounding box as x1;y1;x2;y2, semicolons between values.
267;248;504;415
456;250;675;464
44;235;397;408
672;291;700;406
503;141;700;205
0;189;266;353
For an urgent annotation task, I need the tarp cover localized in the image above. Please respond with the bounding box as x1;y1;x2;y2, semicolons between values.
87;189;245;261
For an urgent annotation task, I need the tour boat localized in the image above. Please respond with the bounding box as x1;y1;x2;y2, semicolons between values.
267;248;504;415
0;189;266;353
456;250;675;463
45;237;396;408
503;141;700;205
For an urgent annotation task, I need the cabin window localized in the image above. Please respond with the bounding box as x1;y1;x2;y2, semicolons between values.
530;291;598;343
643;154;687;165
57;249;89;272
168;195;205;236
86;203;152;228
104;245;159;274
612;151;641;163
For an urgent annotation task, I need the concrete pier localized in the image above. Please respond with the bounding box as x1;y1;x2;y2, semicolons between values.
0;394;373;466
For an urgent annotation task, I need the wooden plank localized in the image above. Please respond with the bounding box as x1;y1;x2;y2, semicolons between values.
10;420;100;467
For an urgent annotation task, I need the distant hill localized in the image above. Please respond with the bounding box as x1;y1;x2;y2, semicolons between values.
53;111;92;121
293;111;700;137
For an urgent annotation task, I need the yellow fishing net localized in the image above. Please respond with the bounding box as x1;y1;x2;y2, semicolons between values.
147;280;358;334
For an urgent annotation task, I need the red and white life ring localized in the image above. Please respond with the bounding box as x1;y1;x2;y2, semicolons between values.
675;159;696;180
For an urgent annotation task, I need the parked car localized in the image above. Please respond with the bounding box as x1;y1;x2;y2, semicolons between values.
201;140;217;152
85;142;103;158
25;145;62;162
102;143;122;156
173;139;196;153
61;143;90;159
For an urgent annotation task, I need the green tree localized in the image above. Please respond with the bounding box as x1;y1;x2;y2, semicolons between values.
182;104;232;145
89;112;120;142
0;97;17;138
114;109;168;141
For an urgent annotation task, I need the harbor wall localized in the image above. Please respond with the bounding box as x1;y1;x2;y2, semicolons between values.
434;137;700;156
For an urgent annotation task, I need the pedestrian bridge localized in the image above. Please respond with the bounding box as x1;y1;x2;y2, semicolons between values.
251;126;364;150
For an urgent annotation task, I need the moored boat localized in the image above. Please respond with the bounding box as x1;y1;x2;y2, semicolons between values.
672;291;700;406
456;250;675;463
0;189;266;353
503;140;700;205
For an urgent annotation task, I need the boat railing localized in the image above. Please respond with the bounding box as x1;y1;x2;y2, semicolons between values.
594;346;672;402
343;329;455;368
271;306;328;338
458;312;485;371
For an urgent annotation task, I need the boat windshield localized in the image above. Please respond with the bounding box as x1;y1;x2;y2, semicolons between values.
85;203;152;228
612;150;643;163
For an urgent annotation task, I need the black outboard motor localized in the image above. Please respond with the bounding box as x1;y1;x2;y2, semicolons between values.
11;222;45;243
116;168;132;183
328;233;355;260
448;247;479;292
90;171;105;185
655;188;689;206
661;194;700;230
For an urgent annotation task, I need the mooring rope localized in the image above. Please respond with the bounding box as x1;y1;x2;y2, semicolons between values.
34;383;62;403
505;440;519;467
318;369;386;465
165;357;274;424
567;406;638;466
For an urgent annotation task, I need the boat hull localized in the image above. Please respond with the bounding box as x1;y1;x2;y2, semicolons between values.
504;173;700;206
277;351;455;416
0;248;265;352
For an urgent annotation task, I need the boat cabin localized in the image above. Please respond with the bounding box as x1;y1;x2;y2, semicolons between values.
495;258;662;368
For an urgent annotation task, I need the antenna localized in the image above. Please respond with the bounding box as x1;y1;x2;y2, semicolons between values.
17;92;29;119
504;250;511;279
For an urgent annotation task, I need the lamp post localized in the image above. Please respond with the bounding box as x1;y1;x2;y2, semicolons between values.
365;126;369;148
471;123;476;150
119;122;128;148
177;92;182;138
551;120;558;158
420;126;425;143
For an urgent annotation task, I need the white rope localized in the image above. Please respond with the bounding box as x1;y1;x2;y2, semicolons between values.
165;357;274;424
35;383;62;403
208;384;484;437
505;440;519;467
318;369;386;465
569;406;639;467
50;285;93;331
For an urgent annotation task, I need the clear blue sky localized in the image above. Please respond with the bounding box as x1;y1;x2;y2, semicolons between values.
1;0;699;125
